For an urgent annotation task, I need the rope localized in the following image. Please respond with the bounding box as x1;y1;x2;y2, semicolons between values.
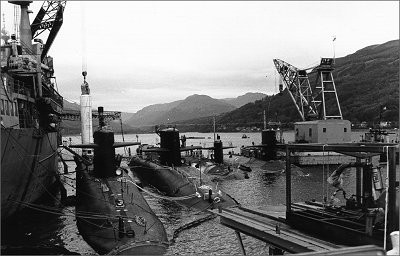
170;214;217;245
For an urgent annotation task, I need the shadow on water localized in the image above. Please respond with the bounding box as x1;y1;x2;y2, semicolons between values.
1;193;82;255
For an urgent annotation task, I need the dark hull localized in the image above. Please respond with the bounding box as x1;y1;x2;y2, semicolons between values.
129;157;238;210
75;160;168;255
1;128;58;220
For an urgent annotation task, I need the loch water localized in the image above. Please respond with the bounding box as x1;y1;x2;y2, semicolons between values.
2;131;399;255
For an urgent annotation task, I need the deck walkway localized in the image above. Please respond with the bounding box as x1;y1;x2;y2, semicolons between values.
211;206;340;254
211;206;385;255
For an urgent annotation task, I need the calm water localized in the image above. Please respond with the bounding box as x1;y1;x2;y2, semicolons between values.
2;130;399;255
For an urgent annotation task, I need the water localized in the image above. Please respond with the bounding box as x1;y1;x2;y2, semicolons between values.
2;130;398;255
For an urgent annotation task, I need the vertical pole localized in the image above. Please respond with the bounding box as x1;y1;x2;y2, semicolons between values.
356;157;362;205
263;110;267;130
286;145;291;214
213;116;216;142
321;72;327;120
36;44;42;97
387;146;397;237
235;231;246;255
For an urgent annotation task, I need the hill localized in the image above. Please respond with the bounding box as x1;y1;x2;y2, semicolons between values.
125;93;262;127
216;39;399;130
221;92;266;108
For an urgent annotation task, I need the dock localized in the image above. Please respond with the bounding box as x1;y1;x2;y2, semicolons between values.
212;206;341;254
212;142;398;255
212;206;385;255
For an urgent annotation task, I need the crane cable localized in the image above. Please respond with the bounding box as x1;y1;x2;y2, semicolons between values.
81;2;87;76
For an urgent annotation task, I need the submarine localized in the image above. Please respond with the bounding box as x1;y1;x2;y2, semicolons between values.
129;127;239;211
69;107;169;255
181;134;250;181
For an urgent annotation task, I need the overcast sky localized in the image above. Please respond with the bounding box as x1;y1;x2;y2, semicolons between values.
1;1;399;113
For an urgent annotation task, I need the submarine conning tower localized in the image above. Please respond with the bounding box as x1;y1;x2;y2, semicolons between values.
92;107;119;178
158;127;181;167
261;129;277;160
214;135;223;164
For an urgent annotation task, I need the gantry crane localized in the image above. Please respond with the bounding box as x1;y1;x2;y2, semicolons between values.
273;58;343;121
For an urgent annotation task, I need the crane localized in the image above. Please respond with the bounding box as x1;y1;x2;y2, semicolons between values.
273;58;342;121
273;59;318;121
30;1;66;62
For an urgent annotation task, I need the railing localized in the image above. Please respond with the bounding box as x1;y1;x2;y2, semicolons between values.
42;83;63;107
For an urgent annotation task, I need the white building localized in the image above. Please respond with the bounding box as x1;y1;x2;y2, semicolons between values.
294;119;351;143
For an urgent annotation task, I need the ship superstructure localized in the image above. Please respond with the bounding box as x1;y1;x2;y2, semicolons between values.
1;0;65;220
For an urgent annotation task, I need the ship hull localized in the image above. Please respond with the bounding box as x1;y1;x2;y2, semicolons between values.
129;157;238;210
1;128;59;220
75;159;168;255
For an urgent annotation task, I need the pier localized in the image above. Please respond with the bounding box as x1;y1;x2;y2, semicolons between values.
213;142;398;255
212;206;385;255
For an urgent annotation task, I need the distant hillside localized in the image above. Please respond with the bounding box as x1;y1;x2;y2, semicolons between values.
63;99;80;111
125;94;236;127
222;92;267;108
333;39;399;123
125;100;183;127
217;39;399;128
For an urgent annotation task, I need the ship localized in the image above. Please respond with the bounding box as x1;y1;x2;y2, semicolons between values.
129;127;239;211
68;107;169;254
1;1;66;220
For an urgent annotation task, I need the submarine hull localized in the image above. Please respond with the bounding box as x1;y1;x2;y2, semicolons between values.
129;156;238;210
75;159;168;255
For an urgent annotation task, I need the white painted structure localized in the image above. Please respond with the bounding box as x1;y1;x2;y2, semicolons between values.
294;119;351;143
80;94;93;155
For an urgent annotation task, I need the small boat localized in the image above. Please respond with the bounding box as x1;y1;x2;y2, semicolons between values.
69;107;168;255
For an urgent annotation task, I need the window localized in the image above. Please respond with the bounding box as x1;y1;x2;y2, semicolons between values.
10;101;14;116
14;102;18;116
1;100;4;115
296;128;299;136
323;128;326;133
309;128;312;137
5;101;9;115
344;128;347;132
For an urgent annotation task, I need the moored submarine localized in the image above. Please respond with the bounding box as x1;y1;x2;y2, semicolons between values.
183;134;250;180
69;107;169;255
129;127;239;210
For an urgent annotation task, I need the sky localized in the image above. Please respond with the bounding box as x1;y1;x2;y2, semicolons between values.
1;1;399;113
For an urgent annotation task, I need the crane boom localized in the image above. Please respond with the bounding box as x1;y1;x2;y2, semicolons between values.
273;59;318;121
30;1;66;61
273;58;343;121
